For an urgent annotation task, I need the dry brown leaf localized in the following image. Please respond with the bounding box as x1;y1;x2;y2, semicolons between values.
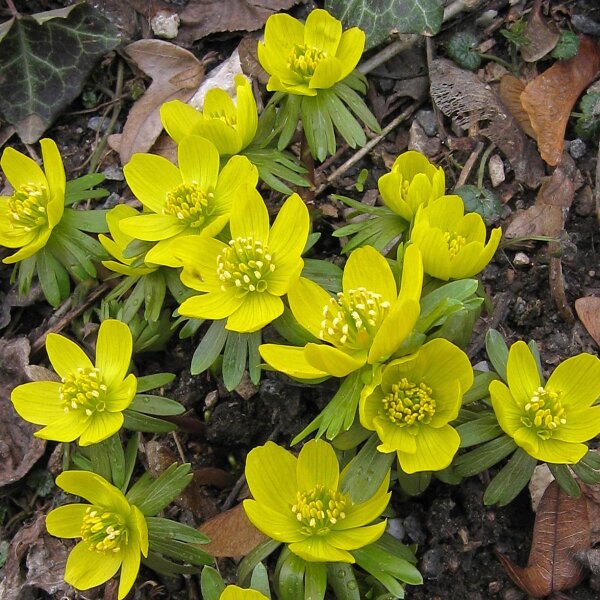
175;0;303;46
575;297;600;346
521;0;560;62
238;35;269;85
200;503;267;558
521;36;600;166
499;75;537;139
581;482;600;544
429;58;544;188
114;39;204;163
497;481;590;597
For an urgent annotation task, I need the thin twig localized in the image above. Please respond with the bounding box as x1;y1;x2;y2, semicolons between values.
455;141;485;188
467;291;512;359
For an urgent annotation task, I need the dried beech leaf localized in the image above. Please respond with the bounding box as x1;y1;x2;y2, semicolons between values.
238;36;270;85
116;39;204;163
499;75;537;139
575;297;600;346
430;58;544;188
521;1;560;62
581;482;600;544
497;481;590;597
199;503;267;558
521;36;600;166
0;337;46;487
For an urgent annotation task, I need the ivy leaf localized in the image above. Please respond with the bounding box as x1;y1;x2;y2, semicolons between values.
0;3;120;143
325;0;444;49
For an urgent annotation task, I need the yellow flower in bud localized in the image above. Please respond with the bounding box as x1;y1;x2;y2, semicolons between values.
490;341;600;464
243;439;390;563
410;194;502;280
360;339;473;474
161;75;258;155
46;470;148;600
0;139;65;263
258;8;365;96
378;150;446;222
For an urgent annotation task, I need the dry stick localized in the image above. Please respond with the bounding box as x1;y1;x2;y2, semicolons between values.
30;282;112;355
315;103;419;197
456;141;485;187
595;138;600;222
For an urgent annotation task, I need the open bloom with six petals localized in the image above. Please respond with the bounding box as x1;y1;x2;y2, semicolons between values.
11;319;137;446
120;135;257;267
243;439;389;563
0;138;65;263
378;150;445;222
161;75;258;155
46;470;148;600
258;8;365;96
360;339;473;474
174;188;309;333
410;194;502;280
490;341;600;464
260;244;423;380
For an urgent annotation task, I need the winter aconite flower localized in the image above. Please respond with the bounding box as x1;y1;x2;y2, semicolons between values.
410;194;502;280
378;151;446;222
174;188;309;333
360;339;473;473
220;586;268;600
11;319;136;446
490;341;600;464
260;245;423;380
120;136;258;267
161;75;258;155
0;138;65;263
46;470;148;600
243;439;389;562
258;8;365;96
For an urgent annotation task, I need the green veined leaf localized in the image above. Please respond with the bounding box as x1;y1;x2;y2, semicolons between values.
191;319;228;375
454;436;517;477
136;372;176;393
485;328;509;381
129;394;185;416
223;331;248;391
483;448;537;506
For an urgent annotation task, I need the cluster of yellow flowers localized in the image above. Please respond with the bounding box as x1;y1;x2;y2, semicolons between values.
2;7;600;600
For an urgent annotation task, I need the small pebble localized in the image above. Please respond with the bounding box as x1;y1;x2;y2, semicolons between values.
151;10;180;39
386;518;405;541
415;109;437;137
420;547;443;579
567;138;587;159
102;165;124;181
87;116;109;133
488;154;505;187
513;252;530;266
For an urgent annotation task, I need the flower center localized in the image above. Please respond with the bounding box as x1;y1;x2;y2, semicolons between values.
292;484;348;536
288;44;327;80
8;184;49;233
382;378;436;428
443;231;467;258
60;367;108;416
216;237;275;294
319;287;390;350
81;506;128;553
164;183;214;228
208;109;237;127
521;386;567;440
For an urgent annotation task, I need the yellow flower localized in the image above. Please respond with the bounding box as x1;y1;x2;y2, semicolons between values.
174;189;309;333
99;204;158;276
120;135;258;267
490;341;600;464
0;138;65;263
360;339;473;474
243;439;389;563
220;586;268;600
258;8;365;96
378;151;446;222
46;470;148;600
260;245;423;380
410;195;502;280
161;75;258;155
11;319;136;446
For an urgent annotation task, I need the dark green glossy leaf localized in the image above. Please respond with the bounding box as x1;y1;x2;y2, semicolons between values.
129;394;185;416
548;463;581;498
485;329;509;381
484;448;537;506
191;319;228;375
136;372;176;393
327;563;360;600
223;331;248;391
201;566;226;600
454;436;517;477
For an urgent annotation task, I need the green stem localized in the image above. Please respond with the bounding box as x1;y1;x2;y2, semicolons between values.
479;53;513;72
477;143;496;189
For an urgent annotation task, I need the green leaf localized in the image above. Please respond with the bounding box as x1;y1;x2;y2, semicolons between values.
547;463;581;498
301;259;343;293
87;441;112;482
454;436;517;477
223;331;248;391
275;94;302;151
147;535;212;567
0;3;120;143
333;82;381;133
247;330;262;386
272;306;320;346
146;516;210;544
483;448;537;506
143;270;167;322
301;93;336;161
571;460;600;485
447;32;481;70
36;246;70;306
201;566;227;600
136;372;176;393
455;185;502;227
250;563;272;599
327;563;360;600
191;319;228;375
396;469;432;496
485;329;509;381
129;394;185;416
551;30;579;60
16;254;37;297
61;208;109;233
581;450;600;470
122;432;140;493
143;551;204;575
457;414;503;448
122;410;177;433
325;0;443;48
238;539;282;587
64;173;107;205
305;562;327;600
462;370;499;404
336;214;406;255
105;434;126;490
275;549;306;600
322;89;366;148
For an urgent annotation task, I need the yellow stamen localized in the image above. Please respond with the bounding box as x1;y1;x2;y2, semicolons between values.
81;506;128;554
7;183;49;233
164;183;214;228
382;378;436;427
288;44;327;80
443;231;467;258
291;484;348;536
60;367;108;415
521;386;566;440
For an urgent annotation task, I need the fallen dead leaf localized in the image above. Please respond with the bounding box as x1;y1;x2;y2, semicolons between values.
521;0;560;62
111;39;204;163
521;36;600;166
499;74;537;139
199;503;267;558
497;481;590;597
574;297;600;346
429;58;544;188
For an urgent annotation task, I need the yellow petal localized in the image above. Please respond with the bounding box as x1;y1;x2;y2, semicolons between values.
178;136;220;190
11;381;63;424
234;74;258;148
289;537;354;563
214;155;258;214
304;343;366;377
309;56;343;89
56;470;131;513
243;500;304;543
64;541;122;591
40;138;66;202
178;289;243;321
506;341;540;405
118;536;142;600
398;425;460;473
45;504;89;538
119;213;187;241
546;353;600;409
35;412;88;443
326;521;386;549
1;146;46;190
287;277;332;338
46;333;93;378
342;246;397;302
225;292;283;333
296;439;339;492
336;28;365;79
230;186;269;242
96;319;132;388
489;380;523;437
160;99;203;143
259;344;329;380
79;412;124;446
304;9;342;55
